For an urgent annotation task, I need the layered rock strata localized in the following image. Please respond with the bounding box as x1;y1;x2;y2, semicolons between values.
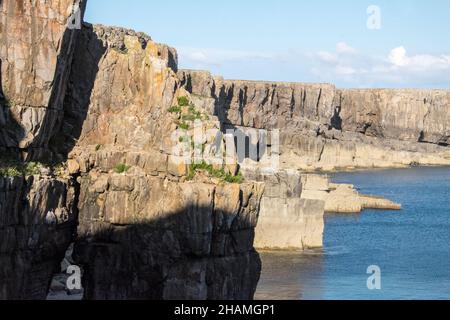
60;24;264;299
179;70;450;171
0;0;85;159
301;175;402;214
1;0;447;300
243;168;324;250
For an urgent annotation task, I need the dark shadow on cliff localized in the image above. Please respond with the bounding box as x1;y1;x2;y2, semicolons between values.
32;22;105;164
0;59;25;160
208;84;268;164
72;206;262;300
0;172;78;300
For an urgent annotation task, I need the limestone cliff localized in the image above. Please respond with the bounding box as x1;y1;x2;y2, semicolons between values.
1;1;264;300
60;24;264;299
243;168;324;250
179;70;450;171
1;0;448;301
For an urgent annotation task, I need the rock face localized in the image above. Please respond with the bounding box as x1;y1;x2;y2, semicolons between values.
243;167;324;250
74;174;263;299
179;70;450;171
0;0;84;300
301;175;402;214
0;175;78;299
0;0;85;159
1;0;266;299
1;0;447;301
56;24;264;299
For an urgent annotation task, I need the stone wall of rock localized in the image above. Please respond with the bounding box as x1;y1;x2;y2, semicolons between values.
0;175;78;299
2;0;447;300
1;1;267;300
0;0;85;159
74;173;263;299
245;169;324;250
58;24;265;300
0;0;84;300
179;70;450;171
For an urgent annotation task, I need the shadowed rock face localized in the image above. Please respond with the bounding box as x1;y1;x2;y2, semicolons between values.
74;175;263;300
0;175;78;299
0;0;85;300
178;70;450;171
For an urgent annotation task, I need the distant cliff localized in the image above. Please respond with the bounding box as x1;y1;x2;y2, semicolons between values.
179;70;450;171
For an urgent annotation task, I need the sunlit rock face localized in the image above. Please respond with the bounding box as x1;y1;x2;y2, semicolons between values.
179;70;450;171
60;24;265;300
0;0;85;157
1;0;266;300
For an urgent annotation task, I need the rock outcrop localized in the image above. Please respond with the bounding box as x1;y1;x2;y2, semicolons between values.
178;70;450;171
242;167;324;250
74;174;263;299
1;1;264;300
0;0;84;300
301;175;402;214
0;0;85;159
0;175;78;299
58;24;264;299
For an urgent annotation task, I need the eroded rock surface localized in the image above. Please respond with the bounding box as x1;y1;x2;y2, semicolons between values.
1;0;448;301
60;24;265;300
0;175;78;299
243;166;324;250
74;174;263;299
301;174;401;214
179;70;450;171
0;0;85;159
0;0;84;300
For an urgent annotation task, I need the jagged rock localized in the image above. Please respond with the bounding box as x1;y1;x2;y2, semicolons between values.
1;0;445;302
52;22;266;300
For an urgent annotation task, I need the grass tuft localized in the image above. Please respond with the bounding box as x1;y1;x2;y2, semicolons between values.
187;161;244;184
114;163;131;174
177;96;190;107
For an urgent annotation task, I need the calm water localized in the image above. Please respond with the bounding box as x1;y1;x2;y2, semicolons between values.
255;167;450;300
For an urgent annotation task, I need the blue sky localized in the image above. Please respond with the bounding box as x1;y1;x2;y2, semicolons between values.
85;0;450;88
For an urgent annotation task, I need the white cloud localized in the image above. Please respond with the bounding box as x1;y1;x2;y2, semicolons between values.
179;47;275;67
177;42;450;88
317;51;338;63
388;46;450;71
310;43;450;87
388;46;408;67
336;42;357;54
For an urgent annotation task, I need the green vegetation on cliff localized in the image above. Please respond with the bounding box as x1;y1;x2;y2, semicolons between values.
187;161;244;184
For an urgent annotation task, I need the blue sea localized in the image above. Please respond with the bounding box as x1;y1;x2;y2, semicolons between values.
255;167;450;300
